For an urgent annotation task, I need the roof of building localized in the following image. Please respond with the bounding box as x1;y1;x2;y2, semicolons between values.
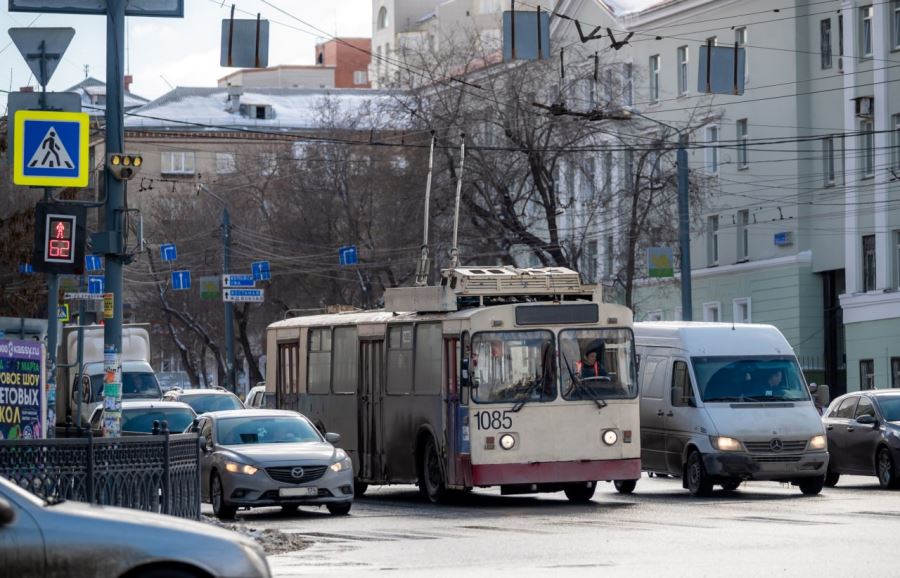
124;86;405;131
64;76;150;116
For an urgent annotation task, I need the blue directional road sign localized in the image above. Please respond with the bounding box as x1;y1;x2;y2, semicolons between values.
85;254;103;272
222;288;265;303
172;270;191;291
13;110;89;187
252;260;271;281
223;274;255;287
339;245;358;266
88;275;104;294
160;244;177;262
18;263;34;274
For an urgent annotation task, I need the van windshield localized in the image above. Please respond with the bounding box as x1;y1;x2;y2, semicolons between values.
91;372;162;400
691;356;810;402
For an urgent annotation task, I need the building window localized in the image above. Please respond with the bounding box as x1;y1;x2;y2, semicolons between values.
863;234;876;291
894;1;900;50
161;151;195;175
737;209;749;260
605;234;615;279
377;6;388;29
216;152;236;174
624;148;634;191
895;230;900;288
734;27;747;79
733;298;751;323
861;119;875;177
821;19;832;69
603;151;613;192
583;240;598;283
703;302;721;322
677;46;688;96
623;63;633;106
353;70;368;85
707;215;719;266
893;115;900;170
705;125;719;173
649;55;660;102
860;359;875;390
706;36;718;46
737;119;749;168
892;357;900;388
861;6;873;57
823;136;836;185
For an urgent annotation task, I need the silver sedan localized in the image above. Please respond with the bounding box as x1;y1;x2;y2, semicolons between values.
192;409;354;519
0;476;270;578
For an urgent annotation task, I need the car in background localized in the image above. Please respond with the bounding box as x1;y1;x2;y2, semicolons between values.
156;371;192;393
823;390;900;489
89;400;197;436
191;409;353;519
0;475;270;578
245;384;274;409
164;387;245;415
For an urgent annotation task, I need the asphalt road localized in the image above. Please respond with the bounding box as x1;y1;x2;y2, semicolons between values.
222;474;898;577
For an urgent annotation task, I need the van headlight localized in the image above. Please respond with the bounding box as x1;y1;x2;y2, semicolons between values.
808;435;827;450
711;436;742;452
224;461;258;475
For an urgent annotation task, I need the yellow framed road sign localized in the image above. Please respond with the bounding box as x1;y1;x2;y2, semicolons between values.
13;110;89;188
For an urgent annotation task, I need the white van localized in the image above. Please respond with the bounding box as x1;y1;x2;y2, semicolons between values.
634;322;828;497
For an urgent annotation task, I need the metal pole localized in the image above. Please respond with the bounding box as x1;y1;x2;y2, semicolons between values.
75;294;85;433
223;207;235;392
449;135;466;269
103;0;126;436
677;138;692;321
46;270;59;438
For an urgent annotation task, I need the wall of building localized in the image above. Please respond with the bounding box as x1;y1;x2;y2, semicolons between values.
845;318;900;390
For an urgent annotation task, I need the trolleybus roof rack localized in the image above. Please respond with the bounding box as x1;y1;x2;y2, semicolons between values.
383;266;601;313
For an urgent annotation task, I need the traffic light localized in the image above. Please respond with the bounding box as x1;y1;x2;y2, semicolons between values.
33;202;86;274
107;152;143;180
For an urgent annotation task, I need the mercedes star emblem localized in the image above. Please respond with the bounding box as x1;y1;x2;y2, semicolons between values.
770;438;784;452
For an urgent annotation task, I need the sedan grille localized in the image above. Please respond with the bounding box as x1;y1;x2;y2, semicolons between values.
266;465;328;484
744;440;808;454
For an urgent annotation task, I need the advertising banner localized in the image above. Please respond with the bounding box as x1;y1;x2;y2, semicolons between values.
0;339;46;439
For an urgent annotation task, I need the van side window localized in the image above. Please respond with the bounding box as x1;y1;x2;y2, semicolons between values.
640;356;665;399
671;360;695;407
854;397;875;420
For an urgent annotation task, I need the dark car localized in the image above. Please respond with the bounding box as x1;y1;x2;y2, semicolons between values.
164;387;245;414
823;390;900;489
88;400;197;436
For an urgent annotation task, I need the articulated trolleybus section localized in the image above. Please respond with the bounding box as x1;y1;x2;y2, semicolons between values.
265;266;640;503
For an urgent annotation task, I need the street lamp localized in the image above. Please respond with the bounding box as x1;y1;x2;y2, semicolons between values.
620;107;693;321
197;183;236;391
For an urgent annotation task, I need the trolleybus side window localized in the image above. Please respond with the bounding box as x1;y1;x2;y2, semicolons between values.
276;341;300;402
387;325;413;394
308;328;332;394
414;323;442;395
460;331;470;405
560;328;638;400
470;330;556;404
332;326;358;394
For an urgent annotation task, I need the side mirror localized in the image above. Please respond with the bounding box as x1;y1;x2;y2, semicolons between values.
808;382;818;394
856;414;877;426
325;432;341;445
0;497;17;526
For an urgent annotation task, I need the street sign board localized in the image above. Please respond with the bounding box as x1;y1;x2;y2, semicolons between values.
252;260;271;281
85;254;102;271
6;92;81;166
13;110;89;187
103;292;114;318
160;243;177;262
64;292;103;300
9;0;184;17
87;275;104;294
220;18;270;68
223;274;255;287
19;263;34;274
339;246;358;266
57;304;69;322
199;276;220;301
8;27;75;86
647;247;675;278
171;270;191;290
223;288;264;303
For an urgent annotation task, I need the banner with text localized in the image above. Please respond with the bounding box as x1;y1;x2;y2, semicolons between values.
0;339;45;439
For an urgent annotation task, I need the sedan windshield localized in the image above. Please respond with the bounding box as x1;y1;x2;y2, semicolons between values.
217;416;322;445
470;331;556;404
122;408;195;433
185;393;244;414
877;396;900;421
560;328;638;400
692;356;810;402
91;372;161;400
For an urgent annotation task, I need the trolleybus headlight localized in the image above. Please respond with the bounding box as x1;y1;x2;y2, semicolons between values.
808;435;827;450
711;436;742;452
499;433;516;450
602;430;618;446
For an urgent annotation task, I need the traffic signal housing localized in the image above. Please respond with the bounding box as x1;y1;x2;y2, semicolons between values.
107;153;143;180
33;201;86;275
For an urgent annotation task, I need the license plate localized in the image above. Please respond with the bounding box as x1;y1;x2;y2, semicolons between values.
279;487;318;497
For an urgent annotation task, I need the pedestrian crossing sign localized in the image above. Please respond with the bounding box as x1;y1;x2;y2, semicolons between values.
13;110;89;187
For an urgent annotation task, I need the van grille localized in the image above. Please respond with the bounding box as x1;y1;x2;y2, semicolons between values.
744;440;808;454
753;456;803;463
266;465;328;484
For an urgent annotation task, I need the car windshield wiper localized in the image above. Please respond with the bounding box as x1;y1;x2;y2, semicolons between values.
562;355;607;409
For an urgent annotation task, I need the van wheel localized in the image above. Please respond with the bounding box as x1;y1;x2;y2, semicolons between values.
720;480;741;492
824;469;840;488
686;451;714;497
798;475;825;496
419;437;447;503
564;482;596;503
613;480;637;494
877;447;900;489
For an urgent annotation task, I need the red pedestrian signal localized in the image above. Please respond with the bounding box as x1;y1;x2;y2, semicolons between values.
45;215;76;263
32;202;86;274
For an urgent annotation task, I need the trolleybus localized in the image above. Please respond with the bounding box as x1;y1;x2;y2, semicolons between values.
264;266;640;502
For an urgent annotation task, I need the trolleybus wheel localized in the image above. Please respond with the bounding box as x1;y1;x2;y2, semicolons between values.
564;482;596;503
686;451;714;497
420;437;447;503
613;479;637;494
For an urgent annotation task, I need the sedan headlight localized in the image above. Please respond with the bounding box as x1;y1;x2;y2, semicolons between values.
712;436;742;452
330;457;352;473
225;461;258;475
808;435;827;450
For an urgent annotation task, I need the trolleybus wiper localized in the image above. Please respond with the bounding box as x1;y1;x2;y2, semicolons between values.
511;375;544;412
562;355;607;410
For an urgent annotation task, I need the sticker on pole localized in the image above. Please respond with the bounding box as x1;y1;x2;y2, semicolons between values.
13;110;89;187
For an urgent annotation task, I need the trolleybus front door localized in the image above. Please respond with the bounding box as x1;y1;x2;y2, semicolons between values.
359;339;384;482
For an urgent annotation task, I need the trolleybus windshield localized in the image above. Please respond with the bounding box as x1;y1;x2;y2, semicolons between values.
470;330;556;404
560;328;637;400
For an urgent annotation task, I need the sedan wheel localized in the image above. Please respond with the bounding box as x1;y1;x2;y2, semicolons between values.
327;502;352;516
211;472;237;519
877;447;900;489
720;480;741;492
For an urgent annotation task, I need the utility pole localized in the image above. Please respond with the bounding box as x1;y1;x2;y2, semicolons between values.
222;207;235;392
676;137;692;321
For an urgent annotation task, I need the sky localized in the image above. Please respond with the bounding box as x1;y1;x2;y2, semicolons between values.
0;0;371;111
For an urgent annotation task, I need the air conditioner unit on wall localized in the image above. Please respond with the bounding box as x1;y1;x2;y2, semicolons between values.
856;96;874;117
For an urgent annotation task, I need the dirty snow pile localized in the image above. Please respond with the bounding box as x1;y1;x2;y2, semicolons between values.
204;517;310;555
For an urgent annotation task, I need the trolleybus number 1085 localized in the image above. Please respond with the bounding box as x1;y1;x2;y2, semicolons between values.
473;410;513;431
